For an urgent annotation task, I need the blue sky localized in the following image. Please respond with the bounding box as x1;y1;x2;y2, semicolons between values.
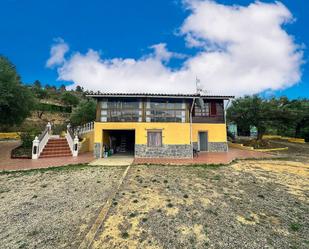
0;0;308;98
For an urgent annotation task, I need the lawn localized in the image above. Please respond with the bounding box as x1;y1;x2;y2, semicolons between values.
0;160;308;249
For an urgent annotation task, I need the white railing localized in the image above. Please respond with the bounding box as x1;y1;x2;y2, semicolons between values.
66;124;79;157
32;122;51;159
76;121;94;135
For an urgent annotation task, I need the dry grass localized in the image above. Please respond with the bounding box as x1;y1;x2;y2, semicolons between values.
0;159;308;249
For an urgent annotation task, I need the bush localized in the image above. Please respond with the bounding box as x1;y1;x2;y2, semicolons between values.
61;92;80;106
20;132;35;148
52;123;68;135
34;103;71;113
70;99;96;126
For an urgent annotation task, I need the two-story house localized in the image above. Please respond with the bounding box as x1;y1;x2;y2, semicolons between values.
87;92;234;158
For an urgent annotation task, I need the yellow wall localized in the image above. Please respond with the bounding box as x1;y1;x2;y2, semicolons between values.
79;130;94;152
94;122;227;145
0;132;20;139
192;123;227;143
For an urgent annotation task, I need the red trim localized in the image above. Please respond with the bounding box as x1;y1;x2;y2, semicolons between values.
210;101;217;116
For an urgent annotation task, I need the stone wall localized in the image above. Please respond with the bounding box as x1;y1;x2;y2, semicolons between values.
135;144;192;158
208;142;228;152
192;142;228;152
94;143;101;158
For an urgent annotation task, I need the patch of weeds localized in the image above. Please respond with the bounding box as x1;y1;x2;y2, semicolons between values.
167;203;173;208
157;209;162;213
28;230;39;236
143;185;148;188
41;184;47;188
121;231;129;239
0;164;95;176
206;208;218;216
290;223;302;232
245;215;255;222
152;179;157;183
129;212;138;218
97;180;101;183
163;179;168;184
257;194;265;199
133;199;138;203
0;187;10;194
32;195;38;199
85;204;90;208
18;242;28;249
166;199;171;202
213;175;221;180
113;201;118;206
183;194;189;198
142;217;148;223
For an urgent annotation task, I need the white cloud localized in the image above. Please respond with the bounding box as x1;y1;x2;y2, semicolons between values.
46;38;69;68
48;1;303;96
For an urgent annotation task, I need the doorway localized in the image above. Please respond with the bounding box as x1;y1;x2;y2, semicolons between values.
103;129;135;156
198;131;208;152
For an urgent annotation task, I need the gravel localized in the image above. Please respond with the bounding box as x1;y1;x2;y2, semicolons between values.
0;166;125;249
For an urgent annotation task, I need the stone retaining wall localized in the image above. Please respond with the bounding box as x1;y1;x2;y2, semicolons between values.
193;142;227;152
135;144;192;158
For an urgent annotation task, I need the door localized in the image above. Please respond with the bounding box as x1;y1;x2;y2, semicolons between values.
199;132;208;151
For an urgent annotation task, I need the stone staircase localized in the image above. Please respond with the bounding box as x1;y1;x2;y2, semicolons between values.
39;138;72;158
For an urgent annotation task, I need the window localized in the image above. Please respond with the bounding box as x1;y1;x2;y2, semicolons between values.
147;99;186;122
147;131;162;147
194;102;209;117
100;99;142;122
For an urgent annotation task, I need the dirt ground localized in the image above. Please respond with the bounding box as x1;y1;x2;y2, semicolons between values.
269;140;309;163
0;158;308;249
0;166;125;249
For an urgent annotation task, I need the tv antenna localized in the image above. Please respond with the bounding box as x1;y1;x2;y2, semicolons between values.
195;77;207;94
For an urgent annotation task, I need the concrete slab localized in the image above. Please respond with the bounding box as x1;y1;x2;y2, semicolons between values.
89;155;134;166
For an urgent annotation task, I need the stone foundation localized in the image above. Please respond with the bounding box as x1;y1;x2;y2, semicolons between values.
94;143;101;158
208;142;228;152
192;142;228;152
135;144;192;158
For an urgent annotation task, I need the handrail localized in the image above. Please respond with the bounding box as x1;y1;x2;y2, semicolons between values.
38;127;48;141
65;123;79;157
32;122;51;159
76;121;94;135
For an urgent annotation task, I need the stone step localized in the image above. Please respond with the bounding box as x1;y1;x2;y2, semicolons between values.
40;153;72;158
42;148;71;153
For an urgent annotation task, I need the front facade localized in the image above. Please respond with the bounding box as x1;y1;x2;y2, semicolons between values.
87;93;233;158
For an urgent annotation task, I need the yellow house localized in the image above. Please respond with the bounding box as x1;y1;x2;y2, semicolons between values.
87;92;234;158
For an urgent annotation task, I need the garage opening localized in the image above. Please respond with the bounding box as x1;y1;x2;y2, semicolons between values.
103;130;135;156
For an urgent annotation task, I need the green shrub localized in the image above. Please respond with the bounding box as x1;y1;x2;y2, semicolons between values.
20;132;35;148
52;123;67;135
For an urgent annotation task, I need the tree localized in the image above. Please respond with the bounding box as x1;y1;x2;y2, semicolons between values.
70;99;96;126
75;85;84;93
0;56;35;129
59;84;66;92
272;98;309;138
33;80;41;89
61;92;80;106
227;95;275;140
